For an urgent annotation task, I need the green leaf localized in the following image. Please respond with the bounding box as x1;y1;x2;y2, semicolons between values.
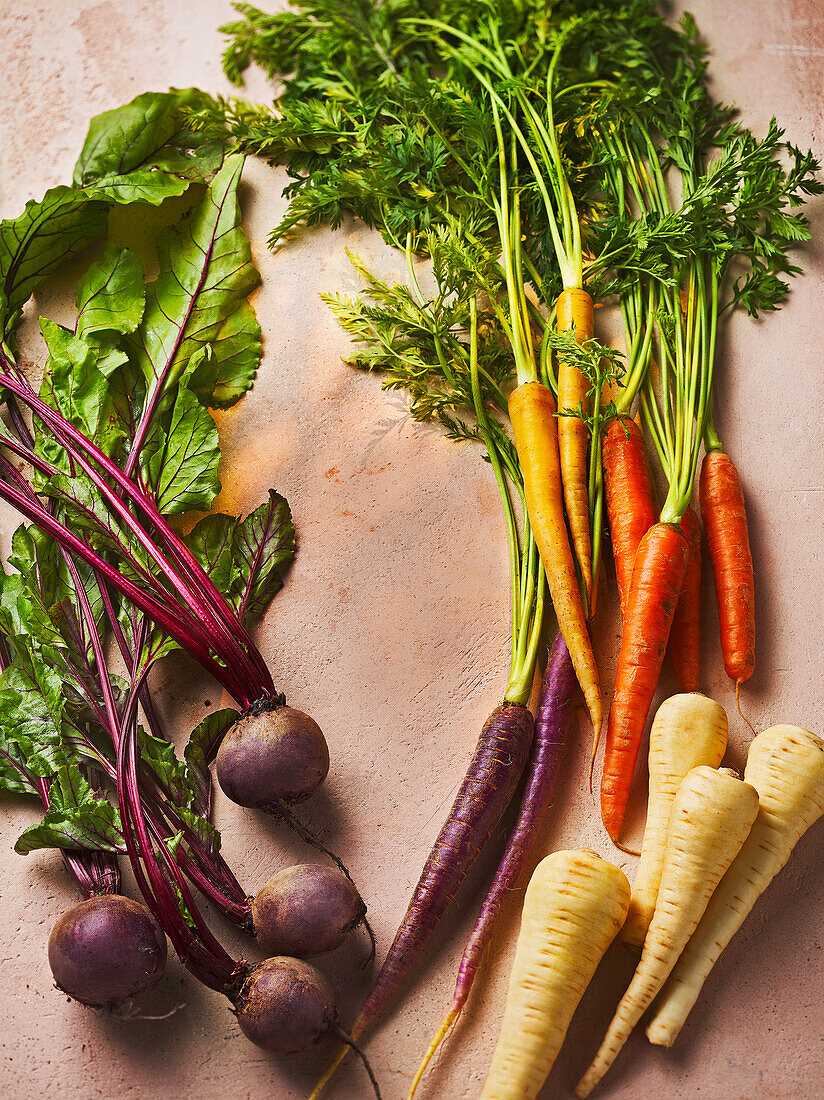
0;187;107;330
184;345;220;405
208;299;262;408
184;707;239;815
163;830;199;930
75;244;146;339
7;523;60;615
74;89;225;204
185;512;237;593
135;725;191;807
38;319;109;441
0;726;37;796
15;765;124;854
0;658;69;778
183;316;261;409
129;154;261;409
4;524;102;673
177;807;221;859
0;91;225;337
147;385;221;515
0;569;65;654
232;490;295;618
53;555;106;659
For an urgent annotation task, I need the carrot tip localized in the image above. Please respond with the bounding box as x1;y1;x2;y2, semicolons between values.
408;1007;460;1098
308;1041;350;1100
612;837;641;858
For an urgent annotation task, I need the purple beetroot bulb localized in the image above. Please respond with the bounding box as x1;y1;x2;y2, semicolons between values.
233;956;336;1053
216;705;329;809
48;894;167;1007
253;864;366;958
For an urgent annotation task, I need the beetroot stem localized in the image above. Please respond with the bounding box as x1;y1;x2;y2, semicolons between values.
0;458;252;704
118;690;239;991
0;361;270;698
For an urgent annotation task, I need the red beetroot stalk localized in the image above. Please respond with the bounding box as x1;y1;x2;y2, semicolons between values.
0;463;253;926
309;703;534;1095
603;416;656;618
669;505;702;691
88;603;252;926
0;403;348;920
0;447;251;705
70;708;251;927
410;633;577;1095
0;360;272;700
0;452;253;705
117;690;242;991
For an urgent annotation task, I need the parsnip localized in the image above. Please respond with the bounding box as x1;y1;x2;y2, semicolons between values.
622;693;728;948
576;767;759;1096
480;849;629;1100
647;725;824;1046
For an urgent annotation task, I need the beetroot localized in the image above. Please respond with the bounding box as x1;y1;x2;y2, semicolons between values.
216;705;329;809
234;956;336;1053
253;865;366;958
47;894;167;1007
232;957;381;1095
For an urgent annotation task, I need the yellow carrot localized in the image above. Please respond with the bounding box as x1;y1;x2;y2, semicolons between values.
480;848;629;1100
576;766;759;1097
509;381;602;739
647;725;824;1047
556;287;594;599
622;694;728;948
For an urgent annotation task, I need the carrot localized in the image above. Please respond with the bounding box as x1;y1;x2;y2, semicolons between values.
602;415;656;618
577;766;759;1096
309;703;534;1098
699;449;755;686
647;725;824;1047
480;849;630;1100
600;522;688;843
621;693;728;948
556;287;595;599
668;506;702;691
409;633;576;1097
509;381;601;738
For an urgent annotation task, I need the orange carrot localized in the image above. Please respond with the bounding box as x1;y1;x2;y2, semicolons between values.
602;416;656;618
668;506;702;691
600;522;688;843
509;381;602;739
556;288;594;599
699;450;754;685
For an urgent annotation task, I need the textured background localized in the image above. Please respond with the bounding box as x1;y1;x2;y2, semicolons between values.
0;2;822;1098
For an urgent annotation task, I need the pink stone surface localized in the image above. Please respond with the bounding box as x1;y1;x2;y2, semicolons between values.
0;2;823;1097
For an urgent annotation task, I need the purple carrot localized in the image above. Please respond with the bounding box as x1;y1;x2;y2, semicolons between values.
410;633;576;1094
309;702;534;1096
